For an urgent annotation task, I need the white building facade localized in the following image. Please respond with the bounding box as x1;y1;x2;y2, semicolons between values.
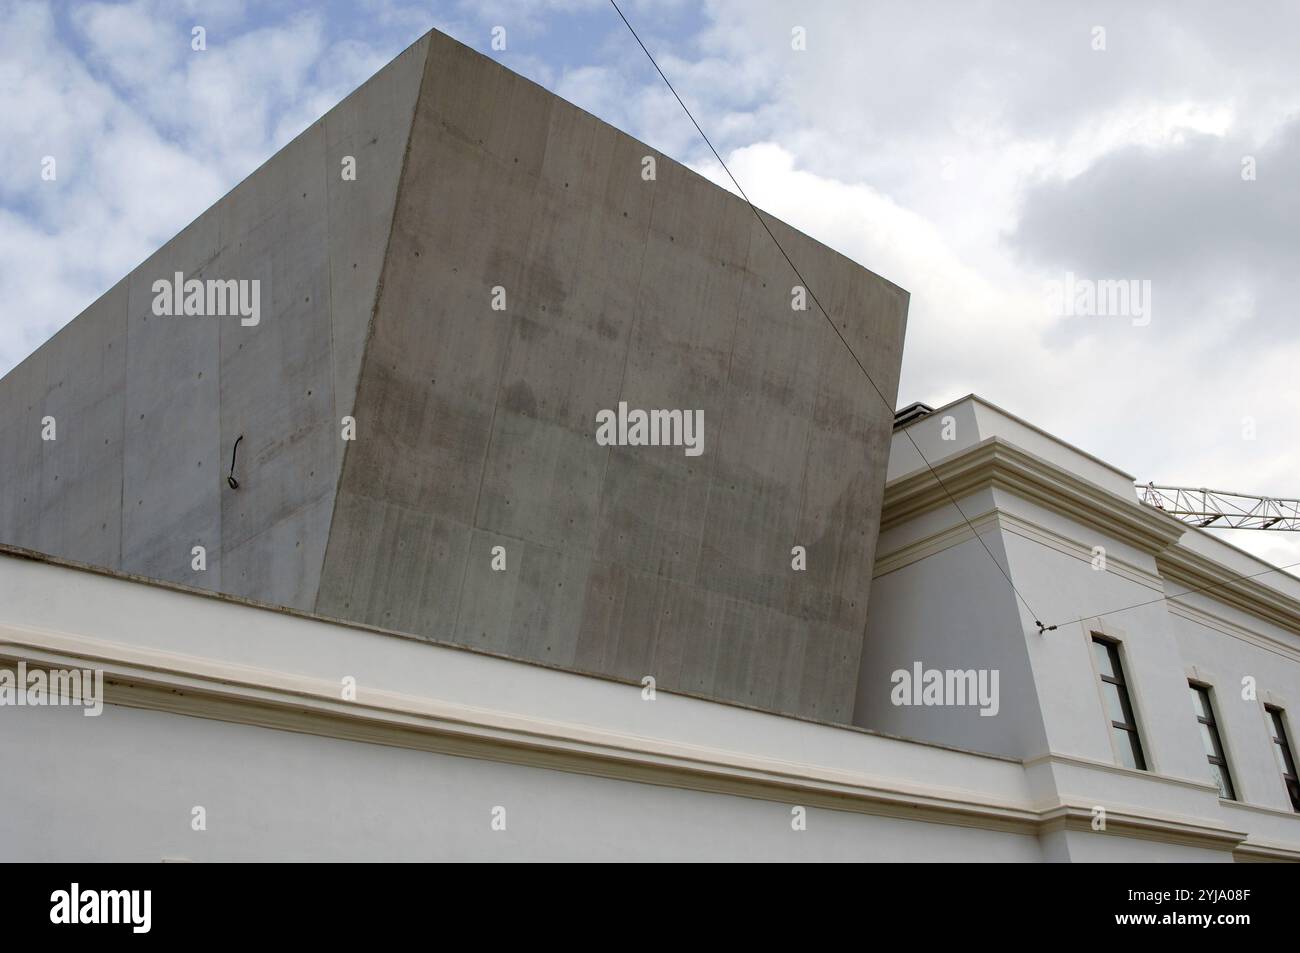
2;394;1298;861
858;396;1300;861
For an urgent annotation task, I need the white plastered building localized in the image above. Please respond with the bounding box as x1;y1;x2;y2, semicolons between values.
2;394;1298;861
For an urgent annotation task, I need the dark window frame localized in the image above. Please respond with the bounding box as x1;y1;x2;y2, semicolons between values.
1092;636;1146;771
1265;705;1300;813
1190;682;1235;800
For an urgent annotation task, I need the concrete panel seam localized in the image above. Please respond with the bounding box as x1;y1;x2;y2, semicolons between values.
312;37;433;615
688;214;755;583
585;168;657;553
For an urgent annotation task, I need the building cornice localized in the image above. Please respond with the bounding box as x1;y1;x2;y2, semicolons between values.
882;436;1300;640
1158;545;1300;637
875;508;1166;596
1233;840;1300;862
5;623;1297;860
1166;600;1300;664
0;625;1041;836
1038;804;1245;854
882;436;1187;556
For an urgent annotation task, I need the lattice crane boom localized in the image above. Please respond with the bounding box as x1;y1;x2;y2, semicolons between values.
1139;483;1300;531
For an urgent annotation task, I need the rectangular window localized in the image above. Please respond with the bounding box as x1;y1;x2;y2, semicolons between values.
1092;637;1145;770
1265;706;1300;812
1190;683;1235;800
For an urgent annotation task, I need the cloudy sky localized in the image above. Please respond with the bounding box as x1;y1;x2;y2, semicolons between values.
3;0;1298;573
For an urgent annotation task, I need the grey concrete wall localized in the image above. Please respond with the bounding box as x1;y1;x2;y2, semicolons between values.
0;35;429;607
316;30;907;721
0;28;907;722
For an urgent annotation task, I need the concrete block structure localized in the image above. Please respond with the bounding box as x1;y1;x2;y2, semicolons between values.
11;27;1295;863
0;30;908;722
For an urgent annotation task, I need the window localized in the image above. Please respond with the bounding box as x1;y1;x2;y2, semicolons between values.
1092;637;1146;770
1190;684;1235;800
1266;706;1300;812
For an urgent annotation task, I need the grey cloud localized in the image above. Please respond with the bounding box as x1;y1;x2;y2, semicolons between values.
1010;119;1300;354
1012;121;1300;279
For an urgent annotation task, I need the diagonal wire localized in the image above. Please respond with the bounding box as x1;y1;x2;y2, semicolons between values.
608;0;1046;627
1047;558;1300;631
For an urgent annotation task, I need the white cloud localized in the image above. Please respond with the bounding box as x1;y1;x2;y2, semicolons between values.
0;0;419;370
4;0;1299;578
